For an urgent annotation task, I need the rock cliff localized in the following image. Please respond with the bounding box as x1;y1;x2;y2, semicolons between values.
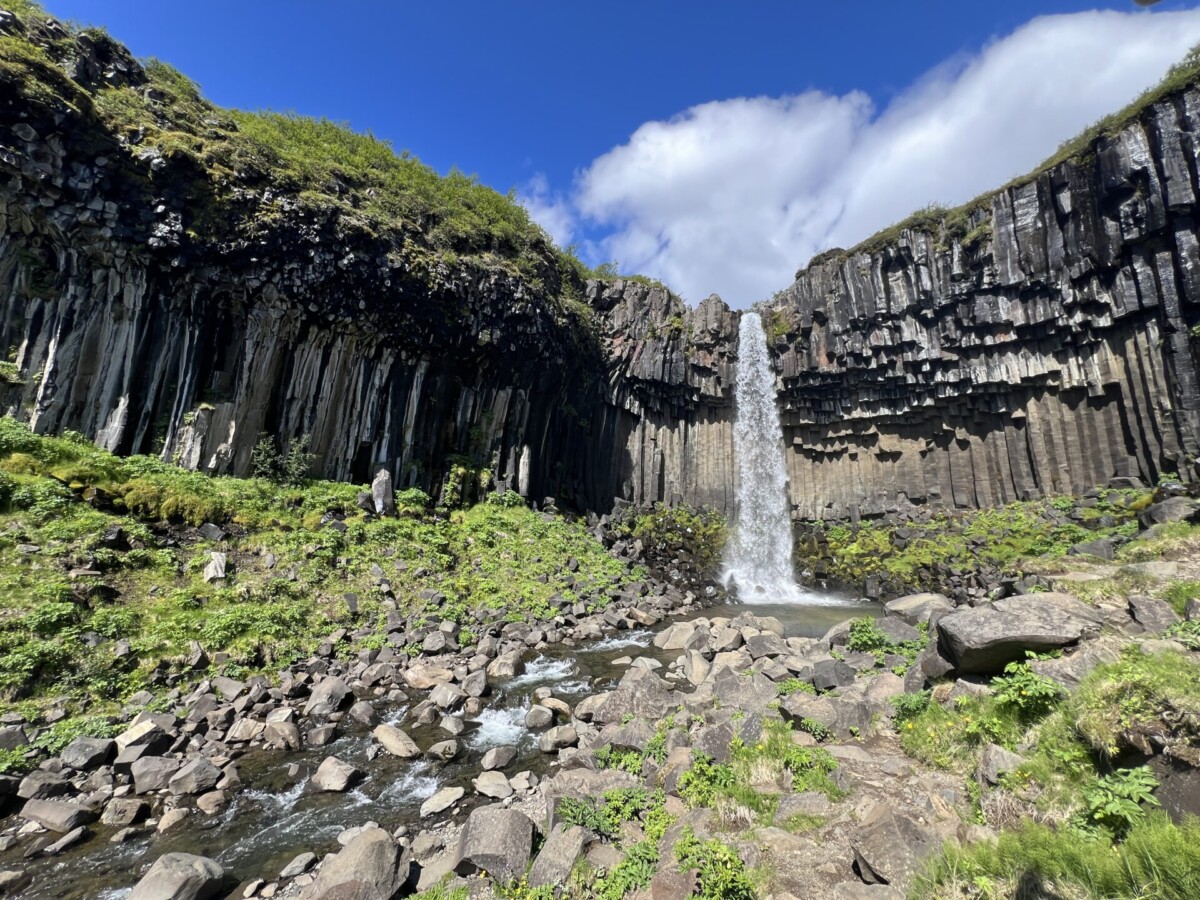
1;6;1199;523
769;84;1200;520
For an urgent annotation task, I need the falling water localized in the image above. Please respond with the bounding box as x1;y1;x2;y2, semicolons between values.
722;311;809;604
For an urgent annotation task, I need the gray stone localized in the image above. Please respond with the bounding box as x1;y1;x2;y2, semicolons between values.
1139;498;1200;528
303;677;351;717
977;744;1025;786
128;853;225;900
372;468;396;516
169;758;222;795
937;594;1098;674
474;771;513;799
1129;595;1181;633
851;806;938;887
20;798;97;833
884;593;954;627
309;757;363;792
528;823;584;888
453;806;535;880
538;725;578;753
132;757;182;794
60;736;115;770
420;786;465;817
298;825;409;900
481;745;518;771
279;851;317;878
373;723;420;759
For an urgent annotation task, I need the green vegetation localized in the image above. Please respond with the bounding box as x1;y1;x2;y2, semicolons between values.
674;828;757;900
679;720;841;827
804;43;1200;270
619;503;728;577
914;813;1200;900
0;417;638;747
801;488;1150;597
844;616;928;673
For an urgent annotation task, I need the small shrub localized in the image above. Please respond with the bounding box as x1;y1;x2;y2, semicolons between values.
891;690;932;723
991;661;1063;721
674;828;756;900
1077;767;1160;838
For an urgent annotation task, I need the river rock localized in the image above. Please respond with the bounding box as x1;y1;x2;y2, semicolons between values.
525;706;553;729
168;758;221;795
20;798;97;833
373;723;421;758
309;757;363;792
486;651;526;679
474;771;514;799
428;739;459;761
102;797;149;827
538;725;578;753
420;786;464;817
303;677;351;717
453;806;535;880
17;770;69;800
403;664;454;690
481;745;518;771
132;757;182;794
300;825;409;899
128;852;225;900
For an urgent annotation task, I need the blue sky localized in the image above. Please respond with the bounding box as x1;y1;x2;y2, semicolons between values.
44;1;1200;303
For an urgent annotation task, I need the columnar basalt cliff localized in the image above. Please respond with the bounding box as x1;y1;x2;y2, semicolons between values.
769;86;1200;520
2;7;1200;525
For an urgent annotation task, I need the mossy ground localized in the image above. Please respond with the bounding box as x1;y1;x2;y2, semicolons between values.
798;488;1152;597
0;417;640;771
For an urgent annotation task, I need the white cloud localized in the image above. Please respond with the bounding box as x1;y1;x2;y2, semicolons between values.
517;173;575;247
559;9;1200;305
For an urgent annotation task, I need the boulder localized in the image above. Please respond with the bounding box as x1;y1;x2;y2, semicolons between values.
372;468;396;517
1128;596;1181;633
1139;497;1200;528
487;650;526;679
202;552;226;583
851;806;938;887
420;786;465;818
812;659;857;692
538;725;578;753
60;736;116;770
936;593;1099;674
17;770;69;800
169;758;222;795
128;853;225;900
481;745;518;771
102;797;149;827
309;757;363;793
474;771;514;799
373;724;421;759
20;798;97;833
453;806;535;880
654;621;699;651
303;677;351;717
528;823;584;888
299;825;409;900
403;664;454;690
884;593;954;626
132;757;182;794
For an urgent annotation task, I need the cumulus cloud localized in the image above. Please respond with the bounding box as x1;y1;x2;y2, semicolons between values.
529;10;1200;305
518;173;575;247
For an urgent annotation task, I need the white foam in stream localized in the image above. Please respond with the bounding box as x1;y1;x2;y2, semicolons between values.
468;702;529;749
586;631;653;652
508;656;576;688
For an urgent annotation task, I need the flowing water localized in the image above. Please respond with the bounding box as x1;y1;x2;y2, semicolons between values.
723;311;843;605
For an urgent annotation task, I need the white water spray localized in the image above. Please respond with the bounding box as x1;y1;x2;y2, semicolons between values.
722;312;810;604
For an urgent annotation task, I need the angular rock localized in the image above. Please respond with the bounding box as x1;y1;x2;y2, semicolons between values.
60;736;116;771
481;745;518;771
420;786;465;818
937;594;1098;674
453;805;534;880
528;823;584;889
309;757;363;793
20;798;97;833
303;677;351;717
298;825;409;900
884;593;954;627
128;853;225;900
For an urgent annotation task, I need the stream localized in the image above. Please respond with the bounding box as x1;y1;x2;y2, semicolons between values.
15;594;876;899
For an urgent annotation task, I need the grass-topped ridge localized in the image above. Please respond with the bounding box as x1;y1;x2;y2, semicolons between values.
800;43;1200;275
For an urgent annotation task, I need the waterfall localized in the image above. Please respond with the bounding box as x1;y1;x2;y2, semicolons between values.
721;311;809;604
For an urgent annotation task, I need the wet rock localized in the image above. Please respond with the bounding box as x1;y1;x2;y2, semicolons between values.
525;706;554;729
158;807;191;833
420;786;465;818
169;758;222;795
309;757;363;793
474;770;514;799
427;739;459;761
481;745;518;771
307;724;338;748
453;806;535;880
127;852;225;900
347;700;377;726
279;852;317;878
372;724;420;759
487;650;526;679
303;677;351;717
196;791;227;816
20;798;96;833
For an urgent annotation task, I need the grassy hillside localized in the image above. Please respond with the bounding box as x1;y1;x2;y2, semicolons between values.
0;418;640;769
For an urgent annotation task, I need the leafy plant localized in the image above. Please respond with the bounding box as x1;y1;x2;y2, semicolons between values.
891;690;932;723
991;661;1063;720
674;828;756;900
1077;767;1160;838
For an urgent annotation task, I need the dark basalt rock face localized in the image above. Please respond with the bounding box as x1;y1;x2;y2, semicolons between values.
769;87;1200;520
0;12;1196;521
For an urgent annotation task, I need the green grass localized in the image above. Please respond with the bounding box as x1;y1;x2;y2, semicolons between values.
913;813;1200;900
0;417;640;745
801;489;1150;597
